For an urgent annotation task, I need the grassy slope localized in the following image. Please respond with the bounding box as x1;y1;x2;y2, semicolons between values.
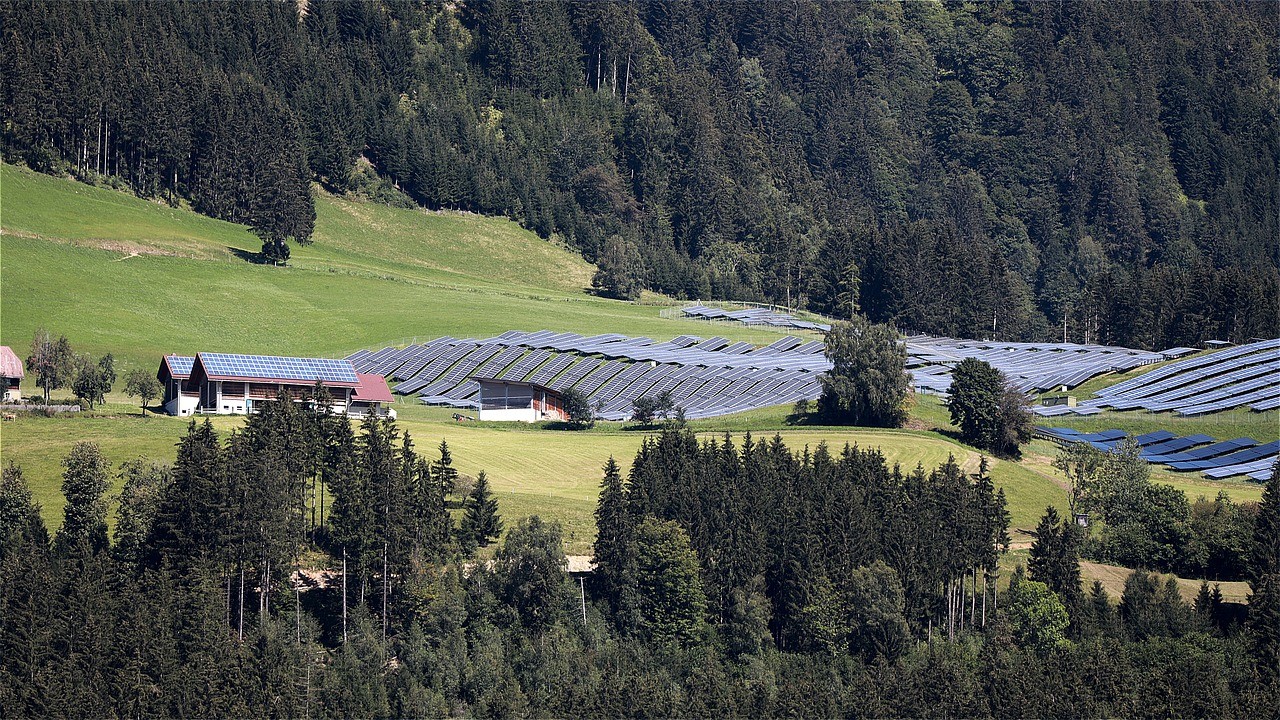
0;164;787;370
0;163;1265;558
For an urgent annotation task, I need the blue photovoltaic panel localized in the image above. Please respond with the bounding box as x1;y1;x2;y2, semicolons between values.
199;353;358;384
166;356;195;375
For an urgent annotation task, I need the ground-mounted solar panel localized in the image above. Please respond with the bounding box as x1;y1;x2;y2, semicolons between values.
1203;456;1279;479
500;349;551;381
1145;438;1258;465
527;353;577;386
474;346;527;379
547;356;600;390
1166;441;1280;471
589;363;655;403
566;360;623;396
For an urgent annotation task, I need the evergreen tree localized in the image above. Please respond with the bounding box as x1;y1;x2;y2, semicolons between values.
1028;506;1083;611
53;441;110;556
632;516;706;646
0;463;48;561
1247;470;1280;681
432;439;459;497
458;471;503;551
592;456;635;625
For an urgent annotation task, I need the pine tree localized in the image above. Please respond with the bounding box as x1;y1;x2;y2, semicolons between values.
1028;506;1082;609
458;471;503;551
146;420;226;570
1247;470;1280;680
592;456;635;625
432;439;459;498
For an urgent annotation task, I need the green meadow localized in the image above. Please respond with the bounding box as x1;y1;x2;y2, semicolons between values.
0;163;1271;557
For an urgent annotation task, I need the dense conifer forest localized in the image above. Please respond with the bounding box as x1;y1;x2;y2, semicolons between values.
2;395;1280;717
3;0;1277;344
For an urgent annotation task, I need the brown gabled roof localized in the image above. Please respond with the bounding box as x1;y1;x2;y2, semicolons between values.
0;346;24;379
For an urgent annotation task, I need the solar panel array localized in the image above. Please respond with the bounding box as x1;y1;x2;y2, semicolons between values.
348;329;1277;422
682;305;832;332
1067;339;1280;417
200;353;359;385
347;330;828;419
902;336;1166;405
1037;426;1278;481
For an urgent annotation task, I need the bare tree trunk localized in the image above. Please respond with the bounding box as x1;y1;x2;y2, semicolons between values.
623;53;631;103
981;572;988;627
611;57;617;96
239;564;246;642
382;540;388;643
971;567;977;626
342;549;348;644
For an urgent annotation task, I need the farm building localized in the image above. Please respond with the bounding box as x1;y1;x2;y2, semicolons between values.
0;346;24;402
475;377;567;422
157;352;395;419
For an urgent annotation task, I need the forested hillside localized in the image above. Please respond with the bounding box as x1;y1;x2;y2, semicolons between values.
3;1;1276;345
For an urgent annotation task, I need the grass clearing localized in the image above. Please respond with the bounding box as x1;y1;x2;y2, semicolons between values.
1078;560;1251;604
0;164;788;372
4;402;1065;553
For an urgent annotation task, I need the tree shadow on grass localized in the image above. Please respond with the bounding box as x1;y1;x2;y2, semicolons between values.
228;246;266;264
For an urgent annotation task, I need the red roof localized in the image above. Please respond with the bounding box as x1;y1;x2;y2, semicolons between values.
0;346;24;378
352;373;394;403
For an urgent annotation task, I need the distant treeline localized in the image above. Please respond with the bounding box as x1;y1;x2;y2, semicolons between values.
3;1;1277;343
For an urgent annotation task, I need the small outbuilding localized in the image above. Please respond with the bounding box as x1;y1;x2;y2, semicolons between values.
474;377;567;423
0;346;24;402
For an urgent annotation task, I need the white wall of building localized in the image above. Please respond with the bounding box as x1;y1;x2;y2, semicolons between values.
478;406;538;422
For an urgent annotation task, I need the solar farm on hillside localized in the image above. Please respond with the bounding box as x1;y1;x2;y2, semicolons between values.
349;329;1279;424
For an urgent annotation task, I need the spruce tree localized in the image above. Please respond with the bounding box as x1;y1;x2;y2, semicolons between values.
1247;469;1280;680
592;456;635;624
458;471;502;551
1028;506;1082;608
432;439;458;498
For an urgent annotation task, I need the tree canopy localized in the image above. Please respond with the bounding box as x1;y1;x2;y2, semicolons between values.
3;0;1276;345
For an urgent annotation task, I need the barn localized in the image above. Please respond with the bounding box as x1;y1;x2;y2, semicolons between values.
0;346;23;402
475;377;567;422
158;352;395;419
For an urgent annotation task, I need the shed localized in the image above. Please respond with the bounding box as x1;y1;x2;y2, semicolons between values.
474;377;567;422
1;346;26;402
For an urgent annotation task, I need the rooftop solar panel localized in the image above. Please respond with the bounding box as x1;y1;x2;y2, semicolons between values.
198;353;359;385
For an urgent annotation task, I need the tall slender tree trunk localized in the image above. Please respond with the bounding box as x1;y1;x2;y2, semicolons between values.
971;566;977;626
382;540;389;643
239;564;246;642
342;548;348;644
981;572;988;627
623;53;631;103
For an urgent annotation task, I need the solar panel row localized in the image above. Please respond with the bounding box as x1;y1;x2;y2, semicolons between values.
1038;426;1278;480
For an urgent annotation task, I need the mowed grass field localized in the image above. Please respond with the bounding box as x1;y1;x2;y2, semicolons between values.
0;402;1063;554
0;163;787;372
0;162;1271;561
